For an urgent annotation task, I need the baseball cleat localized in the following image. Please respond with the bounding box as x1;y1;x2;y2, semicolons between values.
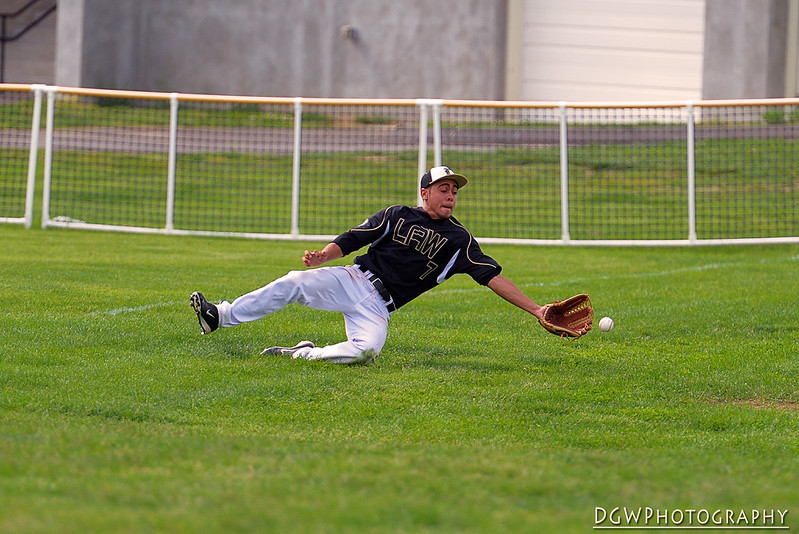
190;291;219;334
261;340;315;356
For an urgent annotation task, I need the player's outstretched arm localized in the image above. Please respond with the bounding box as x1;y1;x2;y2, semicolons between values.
302;242;344;267
490;275;593;338
487;275;545;320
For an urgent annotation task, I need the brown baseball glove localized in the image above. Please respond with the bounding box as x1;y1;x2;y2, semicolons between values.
538;293;594;338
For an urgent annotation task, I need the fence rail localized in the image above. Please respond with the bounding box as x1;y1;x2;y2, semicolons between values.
1;83;797;245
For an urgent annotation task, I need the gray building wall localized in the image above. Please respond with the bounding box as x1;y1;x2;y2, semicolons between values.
55;0;507;99
5;1;797;100
0;0;56;84
702;0;789;99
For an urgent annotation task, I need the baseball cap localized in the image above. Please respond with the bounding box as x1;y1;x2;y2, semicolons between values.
420;166;468;189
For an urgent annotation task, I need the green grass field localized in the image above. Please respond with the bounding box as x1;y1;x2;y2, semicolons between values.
1;224;797;533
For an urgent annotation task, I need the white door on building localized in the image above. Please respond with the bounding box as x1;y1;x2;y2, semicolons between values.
516;0;706;102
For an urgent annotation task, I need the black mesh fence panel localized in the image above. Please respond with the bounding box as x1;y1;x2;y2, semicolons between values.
296;104;419;235
0;89;35;221
695;104;799;239
566;106;689;241
174;101;295;234
48;93;170;227
440;105;562;240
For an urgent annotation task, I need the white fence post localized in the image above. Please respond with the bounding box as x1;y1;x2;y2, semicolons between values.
432;100;443;167
40;86;56;229
416;98;444;193
291;97;303;238
686;101;697;243
24;84;45;229
165;93;179;232
416;100;429;206
559;102;570;243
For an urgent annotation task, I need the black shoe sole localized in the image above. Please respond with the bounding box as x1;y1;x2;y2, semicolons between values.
190;291;218;335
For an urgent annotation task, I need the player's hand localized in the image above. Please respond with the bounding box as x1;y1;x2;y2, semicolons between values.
302;243;343;268
302;249;326;267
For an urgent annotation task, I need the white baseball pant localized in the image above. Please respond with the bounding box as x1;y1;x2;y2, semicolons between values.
215;265;391;364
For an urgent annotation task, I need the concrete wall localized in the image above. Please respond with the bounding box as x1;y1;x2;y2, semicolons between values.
56;0;507;100
1;0;56;84
37;0;799;100
702;0;789;99
54;0;82;87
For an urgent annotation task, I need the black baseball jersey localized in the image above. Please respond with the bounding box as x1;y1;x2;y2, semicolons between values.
333;205;502;309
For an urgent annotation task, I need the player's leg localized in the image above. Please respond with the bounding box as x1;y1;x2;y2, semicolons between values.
294;297;390;364
197;265;391;362
192;269;327;333
216;265;366;327
192;265;362;333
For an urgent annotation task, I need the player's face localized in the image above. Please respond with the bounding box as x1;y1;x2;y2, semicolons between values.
421;179;459;220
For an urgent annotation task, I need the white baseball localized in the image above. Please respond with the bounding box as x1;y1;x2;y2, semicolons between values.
599;317;614;332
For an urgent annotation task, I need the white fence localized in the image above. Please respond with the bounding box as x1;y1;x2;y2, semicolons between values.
1;83;797;245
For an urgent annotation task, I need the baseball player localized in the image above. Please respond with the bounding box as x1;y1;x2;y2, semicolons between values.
190;166;591;364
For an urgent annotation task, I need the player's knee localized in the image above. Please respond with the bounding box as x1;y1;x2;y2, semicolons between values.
351;333;385;356
280;269;305;284
268;270;305;299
